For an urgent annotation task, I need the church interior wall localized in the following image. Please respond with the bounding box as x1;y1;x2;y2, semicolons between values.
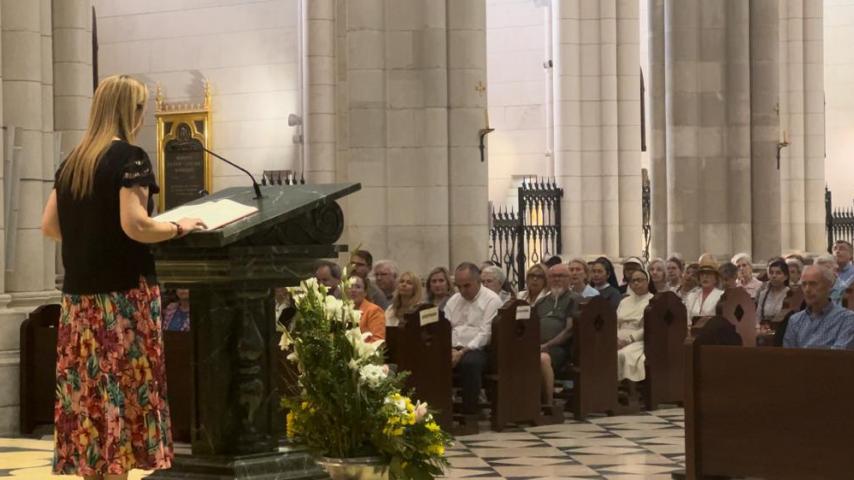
92;0;303;193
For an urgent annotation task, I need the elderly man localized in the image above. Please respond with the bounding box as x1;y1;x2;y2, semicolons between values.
443;262;503;414
315;260;342;298
536;263;582;407
372;260;398;309
783;265;854;350
481;265;512;303
350;249;388;310
815;254;846;305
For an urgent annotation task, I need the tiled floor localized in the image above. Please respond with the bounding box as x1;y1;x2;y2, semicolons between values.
0;408;685;479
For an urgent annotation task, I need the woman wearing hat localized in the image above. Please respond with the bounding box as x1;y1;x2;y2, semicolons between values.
685;257;724;321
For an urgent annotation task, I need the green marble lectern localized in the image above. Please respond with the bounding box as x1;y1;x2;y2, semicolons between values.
150;183;360;479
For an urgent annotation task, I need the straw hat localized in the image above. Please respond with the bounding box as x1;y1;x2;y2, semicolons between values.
696;256;720;277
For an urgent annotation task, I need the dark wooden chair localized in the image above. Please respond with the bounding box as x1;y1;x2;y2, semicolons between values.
643;291;687;411
714;287;757;346
568;296;617;420
393;305;453;429
486;299;541;430
19;304;60;434
682;340;854;479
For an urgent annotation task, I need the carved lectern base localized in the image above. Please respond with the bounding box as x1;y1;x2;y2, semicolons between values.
149;447;326;480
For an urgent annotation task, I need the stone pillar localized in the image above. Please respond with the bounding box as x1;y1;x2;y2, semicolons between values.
447;0;487;267
52;0;90;157
749;0;780;261
779;0;825;254
340;0;387;252
663;0;701;259
648;0;667;257
554;0;640;258
304;0;336;183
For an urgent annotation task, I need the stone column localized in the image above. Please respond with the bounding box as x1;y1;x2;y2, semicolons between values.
52;0;90;157
648;0;667;257
447;0;488;267
779;0;825;254
749;0;780;260
554;0;640;258
3;0;51;295
663;0;701;259
304;0;336;183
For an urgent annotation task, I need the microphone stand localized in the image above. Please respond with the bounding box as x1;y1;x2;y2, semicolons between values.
188;143;264;200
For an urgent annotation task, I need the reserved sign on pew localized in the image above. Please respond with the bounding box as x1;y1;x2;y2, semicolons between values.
515;305;531;320
419;307;439;326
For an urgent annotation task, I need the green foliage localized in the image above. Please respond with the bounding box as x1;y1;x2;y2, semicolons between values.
280;277;451;479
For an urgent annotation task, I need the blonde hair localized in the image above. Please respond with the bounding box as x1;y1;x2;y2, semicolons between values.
391;271;423;315
57;74;149;199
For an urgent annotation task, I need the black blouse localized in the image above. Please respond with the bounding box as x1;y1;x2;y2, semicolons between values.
55;140;160;294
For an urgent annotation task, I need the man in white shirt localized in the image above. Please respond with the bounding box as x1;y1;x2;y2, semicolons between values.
443;262;503;414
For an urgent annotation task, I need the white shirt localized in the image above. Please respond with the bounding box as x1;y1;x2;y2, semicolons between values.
443;286;503;350
685;288;723;320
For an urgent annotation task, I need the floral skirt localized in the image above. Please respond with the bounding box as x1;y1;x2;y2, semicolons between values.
53;278;174;476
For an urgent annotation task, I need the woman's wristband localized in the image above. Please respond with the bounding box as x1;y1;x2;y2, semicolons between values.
169;221;183;238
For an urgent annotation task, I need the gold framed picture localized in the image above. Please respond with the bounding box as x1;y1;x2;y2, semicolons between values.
155;83;213;212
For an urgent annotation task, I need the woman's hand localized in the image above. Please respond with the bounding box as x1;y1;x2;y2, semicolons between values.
174;217;207;237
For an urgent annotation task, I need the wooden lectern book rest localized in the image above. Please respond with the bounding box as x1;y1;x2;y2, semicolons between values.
154;198;258;230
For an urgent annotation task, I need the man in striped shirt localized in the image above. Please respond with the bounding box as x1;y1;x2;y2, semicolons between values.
784;265;854;350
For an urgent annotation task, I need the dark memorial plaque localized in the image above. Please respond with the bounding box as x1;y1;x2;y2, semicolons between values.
164;123;207;210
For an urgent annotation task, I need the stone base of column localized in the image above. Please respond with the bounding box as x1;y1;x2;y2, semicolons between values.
148;447;327;480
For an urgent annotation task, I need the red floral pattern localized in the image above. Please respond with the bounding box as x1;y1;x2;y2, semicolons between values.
53;278;173;476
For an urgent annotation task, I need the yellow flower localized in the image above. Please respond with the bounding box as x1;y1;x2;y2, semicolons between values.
286;411;297;438
301;401;309;410
427;443;445;456
425;422;440;433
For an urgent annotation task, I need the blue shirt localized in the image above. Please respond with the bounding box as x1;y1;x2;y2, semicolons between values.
830;278;847;306
580;285;600;298
783;301;854;350
838;262;854;286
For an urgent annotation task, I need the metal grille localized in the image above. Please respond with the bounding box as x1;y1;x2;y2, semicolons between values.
489;177;563;290
827;187;854;251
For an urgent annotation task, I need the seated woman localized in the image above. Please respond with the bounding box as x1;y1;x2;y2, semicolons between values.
678;262;700;302
481;265;514;303
163;288;190;332
648;258;668;294
348;274;385;342
425;266;453;310
756;259;790;323
617;269;655;382
732;252;764;299
518;263;548;305
589;257;622;309
685;258;724;323
385;271;423;326
665;256;684;292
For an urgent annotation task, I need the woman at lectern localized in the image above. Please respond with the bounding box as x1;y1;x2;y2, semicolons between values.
40;74;205;480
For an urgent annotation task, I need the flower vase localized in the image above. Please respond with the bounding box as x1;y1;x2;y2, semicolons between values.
316;456;389;480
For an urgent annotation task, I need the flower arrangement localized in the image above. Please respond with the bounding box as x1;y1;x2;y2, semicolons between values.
279;276;451;479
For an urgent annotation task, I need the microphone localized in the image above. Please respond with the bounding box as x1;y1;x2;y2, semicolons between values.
174;140;263;200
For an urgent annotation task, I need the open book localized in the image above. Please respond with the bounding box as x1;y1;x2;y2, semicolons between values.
154;198;258;231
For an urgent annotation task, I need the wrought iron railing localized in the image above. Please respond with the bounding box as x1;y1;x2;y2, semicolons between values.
489;177;563;290
826;186;854;252
642;168;651;263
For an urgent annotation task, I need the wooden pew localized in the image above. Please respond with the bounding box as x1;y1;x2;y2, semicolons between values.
683;340;854;479
163;330;193;442
713;287;757;346
569;296;617;420
486;298;541;430
388;305;453;429
19;304;60;434
642;291;687;410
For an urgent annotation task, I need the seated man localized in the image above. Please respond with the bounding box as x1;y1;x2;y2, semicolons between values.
315;260;342;298
536;263;582;407
443;262;503;414
783;265;854;350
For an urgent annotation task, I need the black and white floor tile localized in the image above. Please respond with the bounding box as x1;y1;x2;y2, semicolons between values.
0;408;685;479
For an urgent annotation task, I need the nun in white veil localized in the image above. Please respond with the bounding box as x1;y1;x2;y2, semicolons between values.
617;267;655;382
